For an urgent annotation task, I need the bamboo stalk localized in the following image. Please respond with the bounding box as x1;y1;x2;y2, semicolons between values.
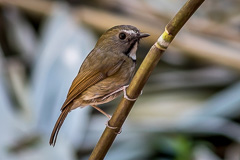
89;0;205;159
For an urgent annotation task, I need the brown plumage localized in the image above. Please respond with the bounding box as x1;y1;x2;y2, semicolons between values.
49;25;149;146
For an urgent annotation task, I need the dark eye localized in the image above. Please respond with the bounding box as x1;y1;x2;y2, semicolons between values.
119;32;126;40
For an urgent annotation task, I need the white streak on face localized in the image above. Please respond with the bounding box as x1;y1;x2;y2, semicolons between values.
122;30;137;35
129;42;138;60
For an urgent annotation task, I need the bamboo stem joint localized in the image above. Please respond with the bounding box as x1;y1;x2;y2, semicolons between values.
156;28;174;50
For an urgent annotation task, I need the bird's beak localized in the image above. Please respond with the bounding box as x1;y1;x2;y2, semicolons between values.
138;33;150;39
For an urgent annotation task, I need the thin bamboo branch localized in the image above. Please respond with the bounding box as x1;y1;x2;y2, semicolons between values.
89;0;205;159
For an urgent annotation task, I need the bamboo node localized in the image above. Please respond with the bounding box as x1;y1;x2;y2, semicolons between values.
154;42;166;50
157;28;174;50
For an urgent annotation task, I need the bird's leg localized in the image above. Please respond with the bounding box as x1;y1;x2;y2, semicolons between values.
94;84;143;133
104;85;143;134
101;87;123;100
91;105;119;131
102;85;143;101
91;105;111;119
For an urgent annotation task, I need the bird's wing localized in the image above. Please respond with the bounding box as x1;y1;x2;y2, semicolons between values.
61;59;125;111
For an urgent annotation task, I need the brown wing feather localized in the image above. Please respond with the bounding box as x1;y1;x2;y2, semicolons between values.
60;59;124;111
50;71;106;146
61;71;106;111
50;58;126;146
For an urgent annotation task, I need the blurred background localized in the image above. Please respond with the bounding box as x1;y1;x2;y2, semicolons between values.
0;0;240;159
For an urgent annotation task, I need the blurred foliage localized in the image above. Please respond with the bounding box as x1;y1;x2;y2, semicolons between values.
0;0;240;160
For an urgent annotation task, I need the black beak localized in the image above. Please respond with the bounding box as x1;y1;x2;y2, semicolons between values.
138;33;150;39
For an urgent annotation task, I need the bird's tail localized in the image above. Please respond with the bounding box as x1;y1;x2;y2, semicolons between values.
49;106;71;146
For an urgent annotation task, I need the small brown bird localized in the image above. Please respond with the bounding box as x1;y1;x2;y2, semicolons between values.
49;25;149;146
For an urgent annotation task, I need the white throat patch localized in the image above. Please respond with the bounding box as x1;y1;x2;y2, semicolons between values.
129;42;138;60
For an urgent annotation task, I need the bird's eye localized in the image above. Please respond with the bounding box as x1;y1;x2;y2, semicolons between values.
119;32;126;40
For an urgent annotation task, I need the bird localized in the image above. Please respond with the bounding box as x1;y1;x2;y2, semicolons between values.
49;25;149;146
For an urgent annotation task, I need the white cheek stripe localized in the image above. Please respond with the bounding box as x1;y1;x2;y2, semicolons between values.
129;43;138;60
